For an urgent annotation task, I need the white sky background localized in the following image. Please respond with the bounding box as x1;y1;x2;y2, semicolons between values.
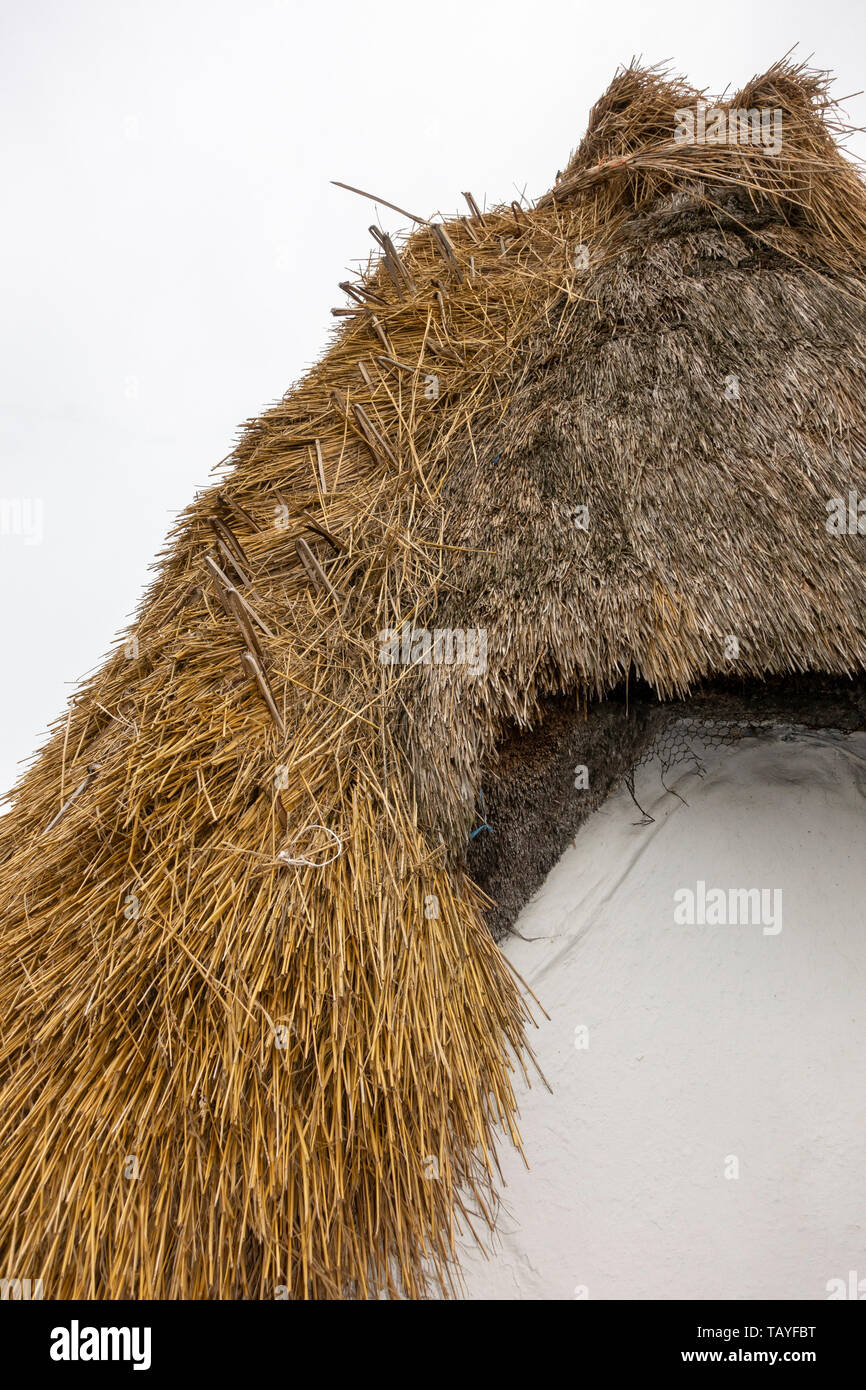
1;0;865;799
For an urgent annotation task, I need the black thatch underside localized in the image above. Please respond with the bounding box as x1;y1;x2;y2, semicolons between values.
468;674;866;940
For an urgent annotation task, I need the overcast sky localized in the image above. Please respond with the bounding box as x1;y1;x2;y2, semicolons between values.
2;0;865;800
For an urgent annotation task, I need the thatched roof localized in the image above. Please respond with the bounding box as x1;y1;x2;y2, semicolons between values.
1;57;865;1298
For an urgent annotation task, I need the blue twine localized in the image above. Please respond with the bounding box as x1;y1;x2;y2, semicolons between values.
469;789;493;839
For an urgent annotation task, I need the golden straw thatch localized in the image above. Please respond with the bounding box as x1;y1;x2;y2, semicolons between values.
1;57;866;1298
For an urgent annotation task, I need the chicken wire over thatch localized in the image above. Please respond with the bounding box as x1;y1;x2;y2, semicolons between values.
2;57;866;1299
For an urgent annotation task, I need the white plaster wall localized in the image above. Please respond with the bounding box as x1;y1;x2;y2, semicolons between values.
458;731;866;1300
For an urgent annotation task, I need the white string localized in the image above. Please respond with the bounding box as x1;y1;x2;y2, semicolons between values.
277;824;343;868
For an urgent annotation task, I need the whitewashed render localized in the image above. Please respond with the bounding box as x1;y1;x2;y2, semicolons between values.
457;731;866;1300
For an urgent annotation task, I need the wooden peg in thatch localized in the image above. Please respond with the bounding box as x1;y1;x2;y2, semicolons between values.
295;536;339;599
330;180;427;226
203;553;234;615
368;315;393;355
339;280;367;306
459;215;480;245
510;200;524;229
374;354;417;375
358;360;373;388
216;538;250;588
276;433;320;449
204;551;233;591
462;191;486;225
430;224;464;283
231;583;274;642
217;492;260;533
41;763;101;837
314;438;327;494
302;509;344;552
369;227;415;296
425;337;461;364
209;517;251;584
369;228;403;298
204;555;274;639
242;595;274;639
351;403;398;467
386;235;416;294
338;280;386;307
331;388;349;417
226;589;266;667
240;651;285;736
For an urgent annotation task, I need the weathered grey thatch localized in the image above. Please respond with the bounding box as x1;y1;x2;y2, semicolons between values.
404;66;866;861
